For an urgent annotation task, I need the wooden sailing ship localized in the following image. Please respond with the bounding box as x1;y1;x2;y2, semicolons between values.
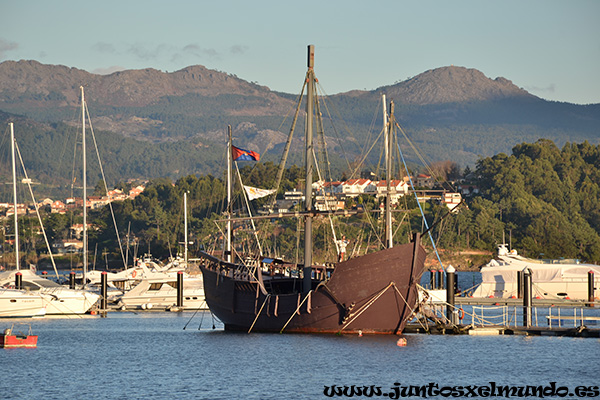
198;45;427;334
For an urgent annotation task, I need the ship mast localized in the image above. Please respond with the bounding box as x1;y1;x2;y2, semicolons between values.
226;125;233;263
385;98;394;249
303;45;315;294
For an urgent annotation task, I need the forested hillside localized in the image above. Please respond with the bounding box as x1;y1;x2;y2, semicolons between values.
12;139;596;270
435;139;600;263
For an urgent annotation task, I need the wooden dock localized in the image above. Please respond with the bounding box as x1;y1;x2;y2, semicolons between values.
455;296;594;308
405;322;600;337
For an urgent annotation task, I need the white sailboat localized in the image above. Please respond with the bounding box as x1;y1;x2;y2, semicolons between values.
0;121;100;315
0;269;99;315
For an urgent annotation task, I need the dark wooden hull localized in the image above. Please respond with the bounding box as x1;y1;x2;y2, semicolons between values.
199;239;426;334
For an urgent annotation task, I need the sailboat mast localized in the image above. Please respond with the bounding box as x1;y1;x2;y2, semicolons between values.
81;86;88;285
184;191;188;265
303;45;315;294
9;123;19;270
226;125;233;263
385;98;394;249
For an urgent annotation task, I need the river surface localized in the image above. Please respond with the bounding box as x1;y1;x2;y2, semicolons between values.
1;307;598;400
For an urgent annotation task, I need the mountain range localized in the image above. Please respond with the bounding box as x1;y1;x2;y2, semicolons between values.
0;59;598;188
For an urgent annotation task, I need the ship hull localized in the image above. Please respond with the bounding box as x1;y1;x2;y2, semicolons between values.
199;239;426;334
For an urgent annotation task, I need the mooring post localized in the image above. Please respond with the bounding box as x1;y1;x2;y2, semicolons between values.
177;271;184;308
446;265;456;324
437;269;444;289
100;271;107;313
517;270;524;299
523;268;532;327
15;272;22;290
588;270;595;307
69;271;76;289
454;270;459;294
430;270;436;290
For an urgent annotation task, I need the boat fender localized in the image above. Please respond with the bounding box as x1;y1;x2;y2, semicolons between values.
458;308;465;320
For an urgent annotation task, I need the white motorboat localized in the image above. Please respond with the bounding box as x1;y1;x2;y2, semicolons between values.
87;256;205;310
0;288;46;318
472;244;600;300
0;270;100;315
117;273;206;311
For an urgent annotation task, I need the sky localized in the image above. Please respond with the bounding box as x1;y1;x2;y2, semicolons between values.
1;0;599;105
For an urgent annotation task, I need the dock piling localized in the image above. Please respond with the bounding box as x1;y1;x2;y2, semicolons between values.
15;272;22;290
523;269;532;327
430;270;437;290
100;271;107;312
177;271;183;308
69;271;76;289
588;271;595;307
517;270;524;299
446;265;456;324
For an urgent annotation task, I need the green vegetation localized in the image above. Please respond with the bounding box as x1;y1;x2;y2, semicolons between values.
435;139;600;262
2;139;600;269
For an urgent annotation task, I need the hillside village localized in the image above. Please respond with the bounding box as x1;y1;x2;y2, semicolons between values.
270;174;470;214
0;173;473;257
0;184;146;254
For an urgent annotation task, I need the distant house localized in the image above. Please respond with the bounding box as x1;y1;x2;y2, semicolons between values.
107;189;128;201
314;195;345;211
374;180;409;205
274;199;295;213
128;185;145;199
51;200;66;214
375;180;408;196
52;239;83;254
457;184;480;197
283;190;304;205
341;179;373;197
441;192;462;212
313;180;342;195
415;174;435;188
5;204;27;217
88;196;110;210
70;223;97;239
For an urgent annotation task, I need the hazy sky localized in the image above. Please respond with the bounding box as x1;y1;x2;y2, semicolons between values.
1;0;599;104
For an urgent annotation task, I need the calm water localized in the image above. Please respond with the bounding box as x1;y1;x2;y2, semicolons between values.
1;310;598;400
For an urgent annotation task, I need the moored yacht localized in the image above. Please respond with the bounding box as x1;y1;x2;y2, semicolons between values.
472;244;600;300
0;288;46;318
0;270;100;315
117;273;206;311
